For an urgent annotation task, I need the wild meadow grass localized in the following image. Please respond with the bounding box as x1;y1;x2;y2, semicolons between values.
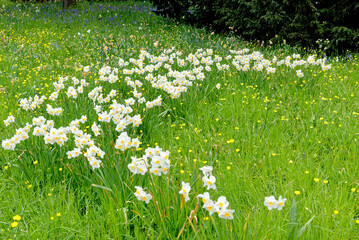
0;1;359;239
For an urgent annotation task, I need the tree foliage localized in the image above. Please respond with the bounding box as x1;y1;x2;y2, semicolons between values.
150;0;359;53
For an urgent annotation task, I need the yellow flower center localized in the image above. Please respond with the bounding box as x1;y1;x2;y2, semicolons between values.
269;202;273;206
202;199;206;203
224;213;230;217
142;196;147;201
207;206;212;211
279;202;283;206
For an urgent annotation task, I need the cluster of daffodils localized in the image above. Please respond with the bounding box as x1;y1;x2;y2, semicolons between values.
3;114;15;126
20;95;47;110
98;65;119;83
91;122;101;136
115;132;140;151
128;146;171;176
2;46;335;222
197;193;235;220
179;182;191;202
46;104;63;116
296;70;304;78
264;196;287;211
134;186;152;204
95;98;143;133
197;166;235;219
88;86;117;104
177;166;234;220
2;124;31;150
66;78;89;98
200;166;217;190
145;95;162;109
2;112;105;170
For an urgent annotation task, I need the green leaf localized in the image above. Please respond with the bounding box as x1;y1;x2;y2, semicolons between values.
91;184;113;192
297;216;315;238
288;197;297;240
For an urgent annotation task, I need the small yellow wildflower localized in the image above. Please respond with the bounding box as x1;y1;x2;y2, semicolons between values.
11;222;18;228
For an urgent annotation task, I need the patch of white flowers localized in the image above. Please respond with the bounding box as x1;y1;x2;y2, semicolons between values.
2;45;333;220
196;166;235;219
3;114;15;126
264;196;287;210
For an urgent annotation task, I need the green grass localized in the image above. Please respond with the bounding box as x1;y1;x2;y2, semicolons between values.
0;1;359;239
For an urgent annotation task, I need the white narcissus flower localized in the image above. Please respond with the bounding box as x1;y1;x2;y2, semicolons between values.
296;70;304;78
134;186;143;198
203;199;217;215
91;122;101;136
134;186;152;204
139;192;152;204
89;158;102;170
216;83;221;89
197;192;211;204
199;165;213;177
218;209;235;220
215;196;229;211
277;196;287;210
202;175;216;190
179;181;191;202
264;196;278;210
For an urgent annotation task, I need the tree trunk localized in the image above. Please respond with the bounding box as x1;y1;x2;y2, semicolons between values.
63;0;76;9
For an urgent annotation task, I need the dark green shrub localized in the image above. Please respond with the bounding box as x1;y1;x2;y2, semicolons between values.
150;0;359;53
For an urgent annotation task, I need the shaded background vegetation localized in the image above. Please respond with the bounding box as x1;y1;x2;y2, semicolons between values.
9;0;358;53
150;0;359;54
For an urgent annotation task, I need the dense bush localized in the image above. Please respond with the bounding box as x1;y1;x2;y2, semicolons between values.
150;0;359;53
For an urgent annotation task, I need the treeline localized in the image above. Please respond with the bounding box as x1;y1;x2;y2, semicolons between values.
150;0;359;54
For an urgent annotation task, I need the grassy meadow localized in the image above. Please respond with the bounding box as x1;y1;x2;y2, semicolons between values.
0;1;359;239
